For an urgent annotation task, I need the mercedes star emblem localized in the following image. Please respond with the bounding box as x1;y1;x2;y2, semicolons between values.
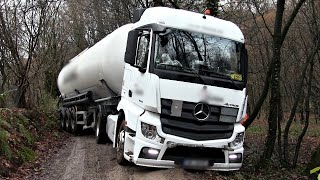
193;103;210;121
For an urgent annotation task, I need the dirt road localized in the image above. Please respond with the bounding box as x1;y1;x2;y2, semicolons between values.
28;131;214;180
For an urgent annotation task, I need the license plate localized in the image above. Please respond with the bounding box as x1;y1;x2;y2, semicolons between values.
182;159;209;169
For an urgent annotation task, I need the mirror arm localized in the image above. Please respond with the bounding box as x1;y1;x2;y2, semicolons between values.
138;67;146;73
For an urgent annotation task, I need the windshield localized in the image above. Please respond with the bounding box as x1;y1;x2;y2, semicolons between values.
154;29;243;81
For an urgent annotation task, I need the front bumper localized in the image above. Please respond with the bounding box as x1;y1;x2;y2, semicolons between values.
125;110;245;171
129;132;244;171
135;158;242;171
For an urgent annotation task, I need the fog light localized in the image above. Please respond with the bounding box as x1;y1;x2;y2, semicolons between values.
229;154;238;159
148;149;159;155
139;147;160;159
229;153;242;163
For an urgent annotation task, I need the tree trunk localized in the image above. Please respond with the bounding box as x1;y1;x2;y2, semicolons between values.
153;0;165;6
256;0;286;168
277;85;283;163
283;40;320;166
243;59;273;129
93;0;105;43
292;59;314;168
257;50;281;169
15;77;29;108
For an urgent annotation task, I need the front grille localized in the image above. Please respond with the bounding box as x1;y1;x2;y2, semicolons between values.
162;146;225;163
160;99;236;141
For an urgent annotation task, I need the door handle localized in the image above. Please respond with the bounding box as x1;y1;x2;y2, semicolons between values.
129;90;132;97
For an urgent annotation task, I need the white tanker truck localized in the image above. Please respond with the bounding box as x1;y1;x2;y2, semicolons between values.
57;7;248;171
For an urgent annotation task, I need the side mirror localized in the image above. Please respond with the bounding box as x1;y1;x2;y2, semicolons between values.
125;30;139;66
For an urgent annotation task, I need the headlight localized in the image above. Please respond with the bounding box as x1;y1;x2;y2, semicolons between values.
141;122;164;143
229;132;245;148
141;122;157;140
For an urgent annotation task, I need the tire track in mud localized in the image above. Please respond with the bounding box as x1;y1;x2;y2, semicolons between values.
62;138;85;180
28;132;211;180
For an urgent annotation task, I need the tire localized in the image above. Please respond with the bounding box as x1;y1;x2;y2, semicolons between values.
95;112;107;144
65;110;72;133
116;121;128;165
62;110;67;131
71;109;83;135
59;111;64;130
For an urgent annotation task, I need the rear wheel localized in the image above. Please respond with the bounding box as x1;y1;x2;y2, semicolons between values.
116;121;128;165
65;110;72;133
59;111;64;130
61;110;67;131
71;108;83;135
95;112;107;144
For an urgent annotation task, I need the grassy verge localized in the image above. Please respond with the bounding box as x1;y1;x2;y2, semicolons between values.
208;118;320;179
0;108;66;177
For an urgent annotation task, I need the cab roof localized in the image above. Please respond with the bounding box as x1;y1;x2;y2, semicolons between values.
133;7;244;43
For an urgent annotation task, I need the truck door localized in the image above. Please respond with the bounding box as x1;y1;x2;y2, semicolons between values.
123;30;152;107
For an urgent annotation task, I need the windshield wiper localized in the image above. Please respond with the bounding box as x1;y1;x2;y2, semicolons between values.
159;64;208;85
201;70;240;89
181;67;208;85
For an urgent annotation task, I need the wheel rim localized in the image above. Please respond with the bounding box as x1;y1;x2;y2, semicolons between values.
96;113;101;137
71;120;75;130
71;112;75;130
96;121;100;137
66;114;70;129
117;130;125;157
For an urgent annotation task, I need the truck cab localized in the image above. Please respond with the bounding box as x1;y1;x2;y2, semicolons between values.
108;7;248;170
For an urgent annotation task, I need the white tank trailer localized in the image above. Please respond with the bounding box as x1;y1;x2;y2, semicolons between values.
58;24;133;100
57;7;249;171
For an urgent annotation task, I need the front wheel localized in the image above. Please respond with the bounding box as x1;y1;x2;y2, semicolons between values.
116;121;128;165
95;112;107;144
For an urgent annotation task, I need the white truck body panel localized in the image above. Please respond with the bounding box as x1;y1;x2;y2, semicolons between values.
57;24;133;99
135;7;244;43
58;7;245;100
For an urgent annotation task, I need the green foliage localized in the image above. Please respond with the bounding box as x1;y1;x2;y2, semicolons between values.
233;172;246;180
0;107;63;177
17;146;36;163
246;123;265;134
288;120;320;137
0;129;12;160
0;108;46;172
37;93;59;130
247;120;320;137
0;93;5;102
0;116;11;129
0;111;12;159
17;122;34;146
44;70;60;97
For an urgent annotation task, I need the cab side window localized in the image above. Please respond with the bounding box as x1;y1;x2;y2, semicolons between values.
136;32;150;68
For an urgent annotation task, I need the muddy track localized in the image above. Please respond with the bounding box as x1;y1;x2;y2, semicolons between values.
27;131;214;180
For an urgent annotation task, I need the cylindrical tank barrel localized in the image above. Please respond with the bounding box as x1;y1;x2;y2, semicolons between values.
57;24;133;100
